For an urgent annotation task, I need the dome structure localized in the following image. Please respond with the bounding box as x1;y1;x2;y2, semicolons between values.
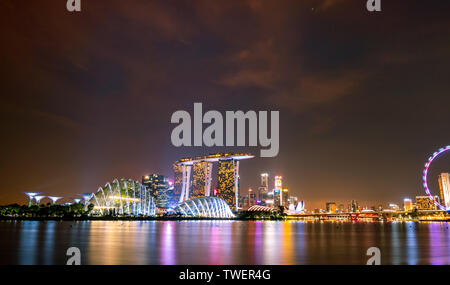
174;196;235;218
247;205;277;212
88;178;156;216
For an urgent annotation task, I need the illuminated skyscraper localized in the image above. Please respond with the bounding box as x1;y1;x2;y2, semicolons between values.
273;176;282;207
275;175;282;189
403;198;413;211
259;173;269;205
173;164;192;203
326;202;336;213
350;200;359;213
142;174;174;208
389;203;400;211
282;188;289;208
173;153;253;210
191;162;213;199
173;165;184;203
261;173;269;188
217;159;240;211
438;173;450;209
248;188;256;207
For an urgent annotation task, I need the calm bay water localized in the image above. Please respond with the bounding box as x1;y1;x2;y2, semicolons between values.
1;220;450;265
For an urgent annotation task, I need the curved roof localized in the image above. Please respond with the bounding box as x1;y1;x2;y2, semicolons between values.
174;196;235;218
89;178;156;216
247;205;277;212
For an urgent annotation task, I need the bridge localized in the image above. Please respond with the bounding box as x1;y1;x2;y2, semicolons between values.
287;212;382;221
286;210;449;221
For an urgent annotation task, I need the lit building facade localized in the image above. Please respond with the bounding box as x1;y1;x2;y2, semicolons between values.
273;176;282;207
173;165;184;203
142;174;174;209
326;202;336;213
173;153;253;211
258;173;269;205
282;188;289;208
416;195;439;210
438;173;450;209
248;189;256;208
349;200;359;213
191;162;213;199
403;198;413;211
217;159;240;211
89;178;156;216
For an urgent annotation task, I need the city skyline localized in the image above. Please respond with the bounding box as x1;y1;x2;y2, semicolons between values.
1;1;450;210
11;161;450;211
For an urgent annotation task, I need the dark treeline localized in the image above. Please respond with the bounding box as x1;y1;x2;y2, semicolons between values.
0;203;287;220
0;203;94;218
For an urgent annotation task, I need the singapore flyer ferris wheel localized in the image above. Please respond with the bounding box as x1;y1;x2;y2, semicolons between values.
423;145;450;211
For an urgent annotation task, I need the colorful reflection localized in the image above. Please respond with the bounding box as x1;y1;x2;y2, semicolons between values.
2;221;450;264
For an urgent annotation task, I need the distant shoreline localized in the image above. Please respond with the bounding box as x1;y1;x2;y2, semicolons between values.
1;216;449;222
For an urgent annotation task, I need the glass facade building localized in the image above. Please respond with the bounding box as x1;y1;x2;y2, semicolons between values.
142;174;174;209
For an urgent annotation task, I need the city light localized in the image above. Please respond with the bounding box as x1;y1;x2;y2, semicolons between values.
422;145;450;211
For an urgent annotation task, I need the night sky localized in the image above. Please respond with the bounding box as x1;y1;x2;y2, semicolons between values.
1;0;450;209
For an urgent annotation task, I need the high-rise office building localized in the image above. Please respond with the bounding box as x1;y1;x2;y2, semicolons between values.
438;173;450;209
350;200;359;213
282;188;289;208
173;165;184;203
403;198;413;211
217;159;240;211
258;173;269;205
142;174;174;208
326;202;336;213
273;176;282;207
248;188;256;208
261;173;269;188
240;195;249;210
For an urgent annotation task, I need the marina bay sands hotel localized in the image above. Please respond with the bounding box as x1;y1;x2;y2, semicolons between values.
173;153;254;211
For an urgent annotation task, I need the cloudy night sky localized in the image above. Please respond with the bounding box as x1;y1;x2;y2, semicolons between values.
1;0;450;209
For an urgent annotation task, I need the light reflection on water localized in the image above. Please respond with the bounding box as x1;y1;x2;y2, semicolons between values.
1;220;450;265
